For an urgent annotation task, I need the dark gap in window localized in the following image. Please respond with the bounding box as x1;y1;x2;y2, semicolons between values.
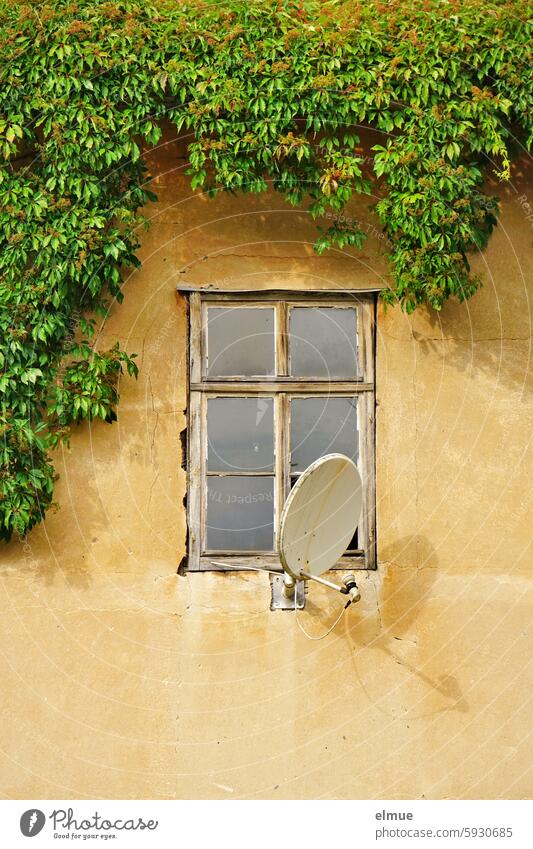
180;424;187;471
178;412;188;572
345;526;359;552
178;486;189;574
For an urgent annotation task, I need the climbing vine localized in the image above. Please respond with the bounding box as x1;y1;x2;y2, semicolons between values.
0;0;531;538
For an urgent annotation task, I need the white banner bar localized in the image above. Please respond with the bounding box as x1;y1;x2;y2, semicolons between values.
2;799;531;848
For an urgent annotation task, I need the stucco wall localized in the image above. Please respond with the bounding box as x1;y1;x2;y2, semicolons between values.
1;125;531;799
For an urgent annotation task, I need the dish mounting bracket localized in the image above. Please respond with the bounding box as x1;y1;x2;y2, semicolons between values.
270;574;306;610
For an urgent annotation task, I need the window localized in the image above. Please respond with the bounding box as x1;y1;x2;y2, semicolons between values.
185;289;376;571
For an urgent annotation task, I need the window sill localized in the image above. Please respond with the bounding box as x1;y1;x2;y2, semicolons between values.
190;553;368;572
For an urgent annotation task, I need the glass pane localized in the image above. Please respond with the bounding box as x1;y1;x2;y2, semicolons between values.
207;397;274;472
289;307;357;378
290;397;358;473
206;476;274;550
207;307;275;376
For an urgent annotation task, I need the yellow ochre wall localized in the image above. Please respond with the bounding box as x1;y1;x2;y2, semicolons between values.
1;126;531;799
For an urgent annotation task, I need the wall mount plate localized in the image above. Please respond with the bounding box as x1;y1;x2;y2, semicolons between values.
270;574;306;610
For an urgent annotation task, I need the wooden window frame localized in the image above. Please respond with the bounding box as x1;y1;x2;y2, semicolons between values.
184;289;376;572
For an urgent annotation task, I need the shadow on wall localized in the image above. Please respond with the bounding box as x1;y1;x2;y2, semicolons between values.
411;325;531;399
408;151;532;397
0;414;170;589
347;535;469;718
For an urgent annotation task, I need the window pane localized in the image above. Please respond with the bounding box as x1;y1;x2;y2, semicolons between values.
290;397;358;473
207;307;275;376
207;397;274;472
206;476;274;550
289;307;357;378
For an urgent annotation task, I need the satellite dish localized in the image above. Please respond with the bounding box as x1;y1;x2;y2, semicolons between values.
278;453;363;581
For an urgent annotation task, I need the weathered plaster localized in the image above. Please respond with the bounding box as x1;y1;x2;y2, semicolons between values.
1;125;531;799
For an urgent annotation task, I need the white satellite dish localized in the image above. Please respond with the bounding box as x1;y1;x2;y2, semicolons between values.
278;453;363;581
212;453;363;611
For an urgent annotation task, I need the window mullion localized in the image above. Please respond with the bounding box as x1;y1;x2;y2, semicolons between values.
199;391;208;558
187;390;203;571
359;300;375;383
205;471;273;477
359;389;376;569
283;393;291;502
190;293;202;383
274;393;286;551
277;301;288;377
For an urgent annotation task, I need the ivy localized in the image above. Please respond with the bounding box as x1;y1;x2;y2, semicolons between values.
0;0;531;538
